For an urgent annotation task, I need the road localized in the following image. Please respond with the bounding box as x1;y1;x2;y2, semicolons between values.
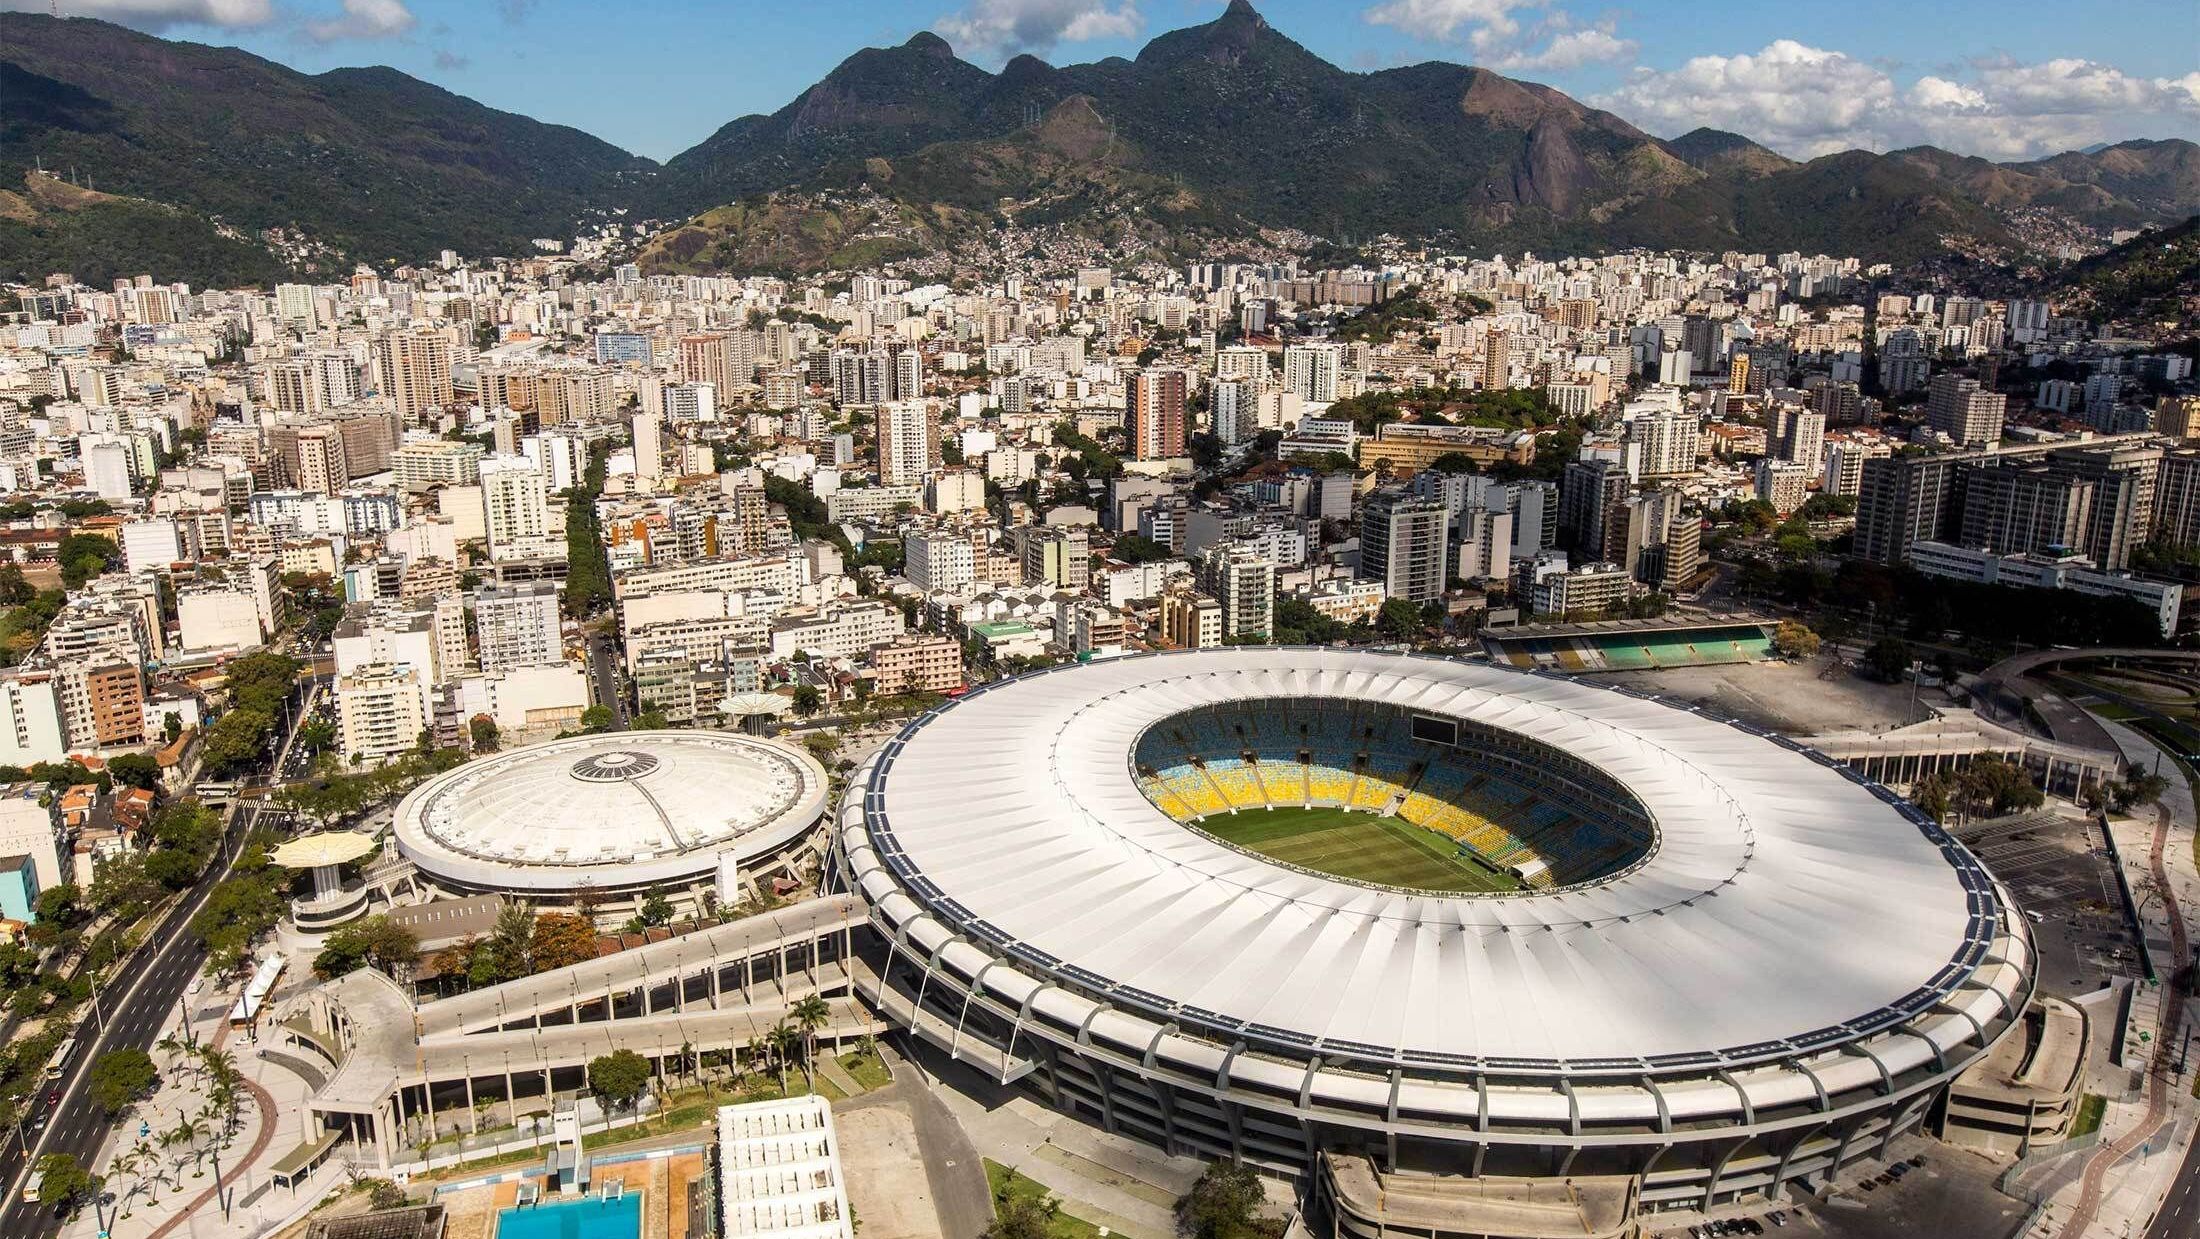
0;673;318;1234
2147;1126;2200;1239
586;631;628;729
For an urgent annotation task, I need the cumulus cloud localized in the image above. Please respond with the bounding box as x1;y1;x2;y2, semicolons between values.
0;0;273;29
1491;24;1635;73
935;0;1141;62
1596;40;2200;160
1362;0;1539;54
302;0;414;42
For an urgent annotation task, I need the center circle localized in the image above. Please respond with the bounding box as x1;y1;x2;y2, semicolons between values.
1131;697;1657;896
570;751;663;782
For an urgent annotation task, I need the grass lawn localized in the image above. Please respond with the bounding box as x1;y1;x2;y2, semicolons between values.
1197;805;1519;893
840;1049;892;1091
984;1159;1108;1239
2071;1093;2107;1138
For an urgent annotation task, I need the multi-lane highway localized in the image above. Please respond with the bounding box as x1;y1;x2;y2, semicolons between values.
0;673;318;1234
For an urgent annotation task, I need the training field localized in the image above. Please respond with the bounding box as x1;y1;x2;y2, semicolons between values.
1196;806;1519;893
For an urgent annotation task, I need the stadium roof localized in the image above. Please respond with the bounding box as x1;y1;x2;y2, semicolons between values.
393;730;827;892
857;648;1997;1067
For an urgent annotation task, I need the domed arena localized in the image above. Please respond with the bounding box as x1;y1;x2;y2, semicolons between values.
394;729;828;902
831;648;2037;1230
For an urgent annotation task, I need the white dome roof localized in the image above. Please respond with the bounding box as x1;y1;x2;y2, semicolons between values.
394;730;828;893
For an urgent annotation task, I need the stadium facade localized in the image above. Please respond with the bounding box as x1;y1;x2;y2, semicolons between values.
830;648;2036;1229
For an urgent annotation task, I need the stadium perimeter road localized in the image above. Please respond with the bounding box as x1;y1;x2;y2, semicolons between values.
2146;1131;2200;1239
0;676;317;1237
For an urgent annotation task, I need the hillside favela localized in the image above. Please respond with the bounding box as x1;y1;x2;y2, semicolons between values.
1;2;2199;1238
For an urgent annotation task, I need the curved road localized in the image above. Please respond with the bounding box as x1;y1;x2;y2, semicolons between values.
2060;802;2190;1239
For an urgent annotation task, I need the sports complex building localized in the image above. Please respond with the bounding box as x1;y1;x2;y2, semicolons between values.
392;730;828;910
832;648;2038;1235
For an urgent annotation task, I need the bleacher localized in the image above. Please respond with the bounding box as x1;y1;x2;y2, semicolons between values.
1135;702;1655;887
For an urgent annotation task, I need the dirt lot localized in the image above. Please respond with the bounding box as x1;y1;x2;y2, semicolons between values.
1601;659;1936;737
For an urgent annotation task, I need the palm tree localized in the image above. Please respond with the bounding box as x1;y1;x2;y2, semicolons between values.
789;995;831;1087
766;1021;800;1095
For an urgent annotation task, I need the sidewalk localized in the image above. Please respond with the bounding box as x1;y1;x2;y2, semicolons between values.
2034;718;2200;1238
58;949;339;1239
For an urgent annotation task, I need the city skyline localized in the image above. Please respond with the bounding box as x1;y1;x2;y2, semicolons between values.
5;0;2195;163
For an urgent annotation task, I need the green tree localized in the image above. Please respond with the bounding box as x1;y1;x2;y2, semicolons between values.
790;686;822;716
638;890;674;927
983;1185;1061;1239
1110;534;1174;564
469;714;500;753
633;709;669;731
106;752;161;790
313;916;420;980
789;993;831;1088
87;1048;159;1117
0;564;32;606
58;532;121;588
34;1152;99;1213
1863;637;1912;683
587;1049;651;1110
1376;598;1426;641
579;705;616;733
1177;1162;1277;1239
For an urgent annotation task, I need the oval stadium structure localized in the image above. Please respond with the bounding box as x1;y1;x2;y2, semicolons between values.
831;648;2036;1229
395;729;828;901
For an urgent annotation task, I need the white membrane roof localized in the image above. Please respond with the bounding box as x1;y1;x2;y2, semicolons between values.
395;730;827;891
860;649;1995;1064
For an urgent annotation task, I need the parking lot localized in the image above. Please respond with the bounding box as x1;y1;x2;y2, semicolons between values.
1954;809;2139;998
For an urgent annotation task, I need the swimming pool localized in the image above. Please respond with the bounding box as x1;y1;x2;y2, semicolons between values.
494;1191;642;1239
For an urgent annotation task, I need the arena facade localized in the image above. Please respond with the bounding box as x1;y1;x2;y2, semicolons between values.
394;729;828;907
831;648;2036;1232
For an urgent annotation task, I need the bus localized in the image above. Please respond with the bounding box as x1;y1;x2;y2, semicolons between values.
43;1033;80;1082
194;778;242;806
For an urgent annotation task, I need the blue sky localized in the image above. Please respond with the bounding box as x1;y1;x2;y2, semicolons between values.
14;0;2199;162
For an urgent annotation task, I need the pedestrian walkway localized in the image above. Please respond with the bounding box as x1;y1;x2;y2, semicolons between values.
2045;717;2200;1238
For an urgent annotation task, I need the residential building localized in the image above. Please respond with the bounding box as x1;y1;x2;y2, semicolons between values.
475;582;565;673
1360;492;1451;603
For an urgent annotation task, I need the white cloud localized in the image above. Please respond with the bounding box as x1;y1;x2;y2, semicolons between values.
1595;40;2200;161
1362;0;1539;54
302;0;413;42
1491;25;1635;73
935;0;1141;61
0;0;272;29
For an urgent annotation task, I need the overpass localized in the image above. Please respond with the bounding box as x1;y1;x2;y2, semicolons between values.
1972;648;2200;754
272;896;884;1168
1809;707;2124;796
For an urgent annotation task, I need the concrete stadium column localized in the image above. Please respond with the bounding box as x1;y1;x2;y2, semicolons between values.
465;1072;478;1134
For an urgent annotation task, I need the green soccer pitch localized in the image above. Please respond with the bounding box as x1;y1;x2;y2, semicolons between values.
1193;805;1521;894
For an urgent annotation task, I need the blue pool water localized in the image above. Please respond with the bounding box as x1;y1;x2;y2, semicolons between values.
494;1191;642;1239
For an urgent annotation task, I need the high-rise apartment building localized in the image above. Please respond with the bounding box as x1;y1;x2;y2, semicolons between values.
1359;492;1451;603
1126;367;1188;461
875;402;940;485
1196;543;1277;639
1926;374;2006;447
480;454;553;560
376;330;455;423
1282;344;1343;404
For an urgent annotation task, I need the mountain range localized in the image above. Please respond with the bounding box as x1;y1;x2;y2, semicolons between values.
2;1;2196;286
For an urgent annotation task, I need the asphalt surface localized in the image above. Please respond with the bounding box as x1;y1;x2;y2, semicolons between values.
0;675;317;1234
2146;1123;2200;1239
586;631;628;729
